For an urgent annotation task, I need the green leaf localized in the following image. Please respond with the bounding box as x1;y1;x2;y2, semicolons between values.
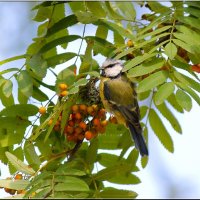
116;2;136;20
95;25;108;40
94;163;131;181
17;70;33;98
156;102;182;134
0;179;29;190
127;57;165;77
55;165;86;176
86;138;98;165
98;124;125;150
100;187;137;199
185;7;200;18
105;2;124;20
39;35;81;54
85;36;115;57
148;2;171;13
173;71;200;93
167;93;184;113
2;80;13;98
32;86;49;102
57;68;76;87
149;109;174;153
123;53;157;72
98;153;123;168
176;82;200;106
165;42;177;60
54;177;89;192
140;106;149;120
0;54;26;66
173;39;194;54
24;141;41;170
86;2;106;18
46;52;76;67
178;16;200;31
141;156;149;169
75;11;99;24
46;15;78;37
137;71;168;93
27;54;47;78
5;152;35;175
96;19;135;41
175;89;192;111
154;82;175;105
108;173;140;184
0;104;38;117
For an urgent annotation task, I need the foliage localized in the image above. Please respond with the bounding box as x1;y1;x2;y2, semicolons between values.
0;1;200;198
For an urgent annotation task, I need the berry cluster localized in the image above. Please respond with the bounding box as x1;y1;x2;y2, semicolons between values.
3;174;25;195
48;104;117;143
59;83;68;97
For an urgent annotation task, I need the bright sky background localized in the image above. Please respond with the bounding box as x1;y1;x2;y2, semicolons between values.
0;2;200;199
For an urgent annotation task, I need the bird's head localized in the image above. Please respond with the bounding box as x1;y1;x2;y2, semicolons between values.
100;59;124;78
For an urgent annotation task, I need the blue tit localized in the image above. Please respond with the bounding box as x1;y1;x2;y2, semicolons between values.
99;58;148;156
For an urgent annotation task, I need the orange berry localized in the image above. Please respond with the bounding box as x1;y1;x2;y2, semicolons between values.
98;108;106;119
87;106;95;116
65;125;74;134
59;83;68;91
85;131;93;140
67;135;75;141
78;134;85;140
4;188;11;193
68;120;75;127
15;174;22;180
39;106;46;115
71;105;79;113
92;104;98;112
17;190;26;194
79;121;87;130
93;118;100;126
10;189;16;195
109;116;118;124
60;90;68;97
54;125;60;132
75;112;82;120
101;120;108;127
48;119;53;126
58;116;62;122
79;104;87;113
127;39;134;47
74;127;83;134
191;64;200;73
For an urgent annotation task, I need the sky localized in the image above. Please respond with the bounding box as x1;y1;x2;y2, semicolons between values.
0;2;200;199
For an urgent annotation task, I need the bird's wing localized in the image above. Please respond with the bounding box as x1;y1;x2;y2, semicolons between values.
104;77;141;126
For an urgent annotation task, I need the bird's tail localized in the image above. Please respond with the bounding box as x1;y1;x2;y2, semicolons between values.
127;122;148;156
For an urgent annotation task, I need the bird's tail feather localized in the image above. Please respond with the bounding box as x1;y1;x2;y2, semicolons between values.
127;122;148;156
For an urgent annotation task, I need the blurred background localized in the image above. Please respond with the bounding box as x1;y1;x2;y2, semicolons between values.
0;2;200;198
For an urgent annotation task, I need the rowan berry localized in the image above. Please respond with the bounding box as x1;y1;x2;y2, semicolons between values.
85;131;93;140
39;107;46;115
59;83;68;91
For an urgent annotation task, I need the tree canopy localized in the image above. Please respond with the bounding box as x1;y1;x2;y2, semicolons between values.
0;1;200;198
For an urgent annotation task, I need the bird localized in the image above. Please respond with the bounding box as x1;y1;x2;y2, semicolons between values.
99;58;148;156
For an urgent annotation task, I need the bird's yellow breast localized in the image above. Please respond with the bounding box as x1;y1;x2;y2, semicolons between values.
99;77;126;125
